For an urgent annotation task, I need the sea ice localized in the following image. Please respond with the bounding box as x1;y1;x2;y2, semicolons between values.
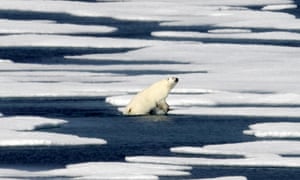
127;140;300;168
198;177;247;180
0;34;158;48
0;19;116;34
244;122;300;138
0;116;106;146
262;4;298;10
152;31;300;41
0;162;191;179
0;59;13;63
0;116;67;131
0;0;296;27
0;0;299;179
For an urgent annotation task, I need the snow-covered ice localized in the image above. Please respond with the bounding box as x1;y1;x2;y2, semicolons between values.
0;162;191;179
0;116;106;146
127;140;300;168
0;34;157;48
152;31;300;41
262;4;298;11
0;19;116;34
0;0;299;179
244;122;300;138
0;116;66;131
198;177;247;180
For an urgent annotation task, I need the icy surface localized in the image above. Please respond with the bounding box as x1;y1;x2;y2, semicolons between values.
0;162;191;179
0;116;106;146
262;4;298;10
152;31;300;41
0;34;157;48
244;122;300;138
0;0;300;179
127;140;300;168
0;19;116;34
199;177;247;180
0;116;67;131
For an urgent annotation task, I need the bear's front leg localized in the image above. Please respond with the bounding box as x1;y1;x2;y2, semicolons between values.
156;99;169;114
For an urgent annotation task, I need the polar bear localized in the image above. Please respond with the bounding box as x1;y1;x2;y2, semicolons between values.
123;77;179;115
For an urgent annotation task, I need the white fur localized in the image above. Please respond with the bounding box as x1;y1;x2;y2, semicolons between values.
124;77;179;115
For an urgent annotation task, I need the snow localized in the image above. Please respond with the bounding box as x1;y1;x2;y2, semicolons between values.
0;162;191;179
171;141;300;156
107;84;300;117
0;19;116;34
262;4;298;10
0;116;66;131
211;10;300;30
152;31;300;41
127;140;300;168
1;40;300;116
0;59;13;63
171;107;300;117
0;0;298;30
244;122;300;138
198;177;247;180
0;0;299;178
0;116;106;146
208;29;252;34
0;34;157;48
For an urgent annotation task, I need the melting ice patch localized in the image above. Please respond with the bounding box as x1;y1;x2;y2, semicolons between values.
0;59;13;63
0;19;116;34
0;162;191;179
262;4;298;11
0;116;67;131
0;162;246;179
0;0;299;178
200;177;247;180
152;31;300;41
0;34;157;48
127;141;300;168
0;0;298;32
107;91;300;117
244;122;300;138
0;116;106;146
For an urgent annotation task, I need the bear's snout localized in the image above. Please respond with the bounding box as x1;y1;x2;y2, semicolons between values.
174;77;179;83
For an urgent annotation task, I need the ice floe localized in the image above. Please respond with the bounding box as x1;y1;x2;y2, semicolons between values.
0;162;191;179
208;29;252;34
199;177;247;180
244;122;300;138
127;140;300;168
107;90;300;117
171;107;300;117
0;116;67;131
262;4;298;11
0;34;157;48
0;0;299;178
152;31;300;41
0;116;106;146
0;59;13;63
0;0;297;29
1;38;299;116
0;19;116;34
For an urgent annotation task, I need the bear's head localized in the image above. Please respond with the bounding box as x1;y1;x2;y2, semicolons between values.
166;77;179;89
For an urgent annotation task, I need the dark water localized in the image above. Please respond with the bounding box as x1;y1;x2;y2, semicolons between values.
1;97;300;179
